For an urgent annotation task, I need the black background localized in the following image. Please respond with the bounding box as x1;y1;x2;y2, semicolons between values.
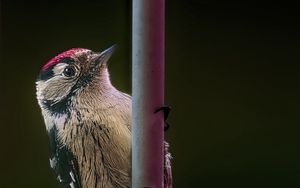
1;1;300;187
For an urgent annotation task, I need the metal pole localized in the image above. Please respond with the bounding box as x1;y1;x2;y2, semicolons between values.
132;0;165;187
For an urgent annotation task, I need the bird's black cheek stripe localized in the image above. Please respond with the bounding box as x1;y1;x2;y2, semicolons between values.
43;98;71;117
42;85;79;117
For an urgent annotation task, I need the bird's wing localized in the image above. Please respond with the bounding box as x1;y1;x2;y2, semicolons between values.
164;141;172;188
48;126;82;188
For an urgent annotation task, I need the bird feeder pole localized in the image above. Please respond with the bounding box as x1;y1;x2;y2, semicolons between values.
132;0;165;187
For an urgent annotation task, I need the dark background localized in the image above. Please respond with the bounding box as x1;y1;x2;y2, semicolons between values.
1;1;300;187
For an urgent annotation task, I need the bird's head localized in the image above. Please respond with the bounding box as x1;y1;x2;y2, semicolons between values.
36;46;115;114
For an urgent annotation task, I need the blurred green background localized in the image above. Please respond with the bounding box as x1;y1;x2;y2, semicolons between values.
1;0;300;187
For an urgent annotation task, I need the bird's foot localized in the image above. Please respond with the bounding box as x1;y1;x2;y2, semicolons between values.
154;106;171;131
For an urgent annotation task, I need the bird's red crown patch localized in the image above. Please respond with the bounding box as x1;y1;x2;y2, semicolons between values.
42;48;87;71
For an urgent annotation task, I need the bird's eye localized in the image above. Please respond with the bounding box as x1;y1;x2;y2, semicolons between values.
63;66;76;77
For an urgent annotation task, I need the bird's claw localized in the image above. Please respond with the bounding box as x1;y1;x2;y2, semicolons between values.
154;106;171;131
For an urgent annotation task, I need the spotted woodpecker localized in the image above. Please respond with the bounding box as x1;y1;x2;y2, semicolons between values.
36;46;172;188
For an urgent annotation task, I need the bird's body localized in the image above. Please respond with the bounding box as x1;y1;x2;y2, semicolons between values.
53;85;132;188
36;47;171;188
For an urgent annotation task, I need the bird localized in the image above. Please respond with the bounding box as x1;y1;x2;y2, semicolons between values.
36;46;172;188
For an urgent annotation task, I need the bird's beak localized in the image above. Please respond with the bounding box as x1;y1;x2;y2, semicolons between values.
93;45;116;67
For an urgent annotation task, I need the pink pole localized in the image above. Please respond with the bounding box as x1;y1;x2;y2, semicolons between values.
132;0;165;187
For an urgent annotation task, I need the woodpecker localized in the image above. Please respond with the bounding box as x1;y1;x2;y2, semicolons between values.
36;46;172;188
